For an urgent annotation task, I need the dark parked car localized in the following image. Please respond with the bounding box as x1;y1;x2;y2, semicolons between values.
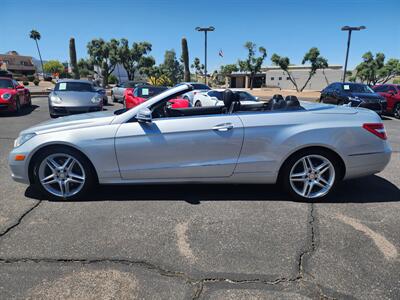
320;82;387;115
372;84;400;119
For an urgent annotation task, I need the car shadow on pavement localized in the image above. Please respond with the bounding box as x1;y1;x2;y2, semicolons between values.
0;105;39;118
24;174;399;204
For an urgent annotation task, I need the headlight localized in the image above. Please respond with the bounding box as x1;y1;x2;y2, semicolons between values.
14;133;36;148
91;95;102;103
50;95;62;103
1;93;12;100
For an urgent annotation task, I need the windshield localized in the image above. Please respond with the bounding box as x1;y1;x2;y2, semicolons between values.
55;82;94;92
0;79;14;89
343;84;374;93
192;83;210;90
138;87;168;99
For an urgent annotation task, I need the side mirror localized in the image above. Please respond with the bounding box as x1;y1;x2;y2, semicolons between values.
136;108;152;123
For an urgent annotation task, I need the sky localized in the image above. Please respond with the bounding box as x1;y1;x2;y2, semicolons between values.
1;0;399;71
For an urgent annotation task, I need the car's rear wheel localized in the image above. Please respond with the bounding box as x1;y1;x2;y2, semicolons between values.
394;103;400;119
194;101;202;107
281;150;340;201
32;147;95;200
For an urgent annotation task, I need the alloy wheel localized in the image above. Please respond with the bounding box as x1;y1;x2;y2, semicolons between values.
394;104;400;119
289;154;335;199
38;153;86;198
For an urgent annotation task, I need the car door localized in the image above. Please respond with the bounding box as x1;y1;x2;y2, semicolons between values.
115;113;244;179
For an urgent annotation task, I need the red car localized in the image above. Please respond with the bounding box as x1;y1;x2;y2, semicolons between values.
0;77;31;113
372;84;400;119
124;85;189;109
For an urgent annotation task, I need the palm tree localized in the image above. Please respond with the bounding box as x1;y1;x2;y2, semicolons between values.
29;30;44;78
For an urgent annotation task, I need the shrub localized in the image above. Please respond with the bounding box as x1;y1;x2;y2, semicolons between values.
33;79;40;86
108;74;118;84
44;76;52;82
27;75;35;82
393;78;400;84
23;81;29;86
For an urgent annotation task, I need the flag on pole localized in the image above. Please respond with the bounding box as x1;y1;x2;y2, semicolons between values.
218;49;224;58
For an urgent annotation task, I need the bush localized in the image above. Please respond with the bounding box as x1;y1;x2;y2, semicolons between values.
33;79;40;86
108;74;118;84
23;81;29;86
27;75;35;82
393;78;400;84
44;76;52;81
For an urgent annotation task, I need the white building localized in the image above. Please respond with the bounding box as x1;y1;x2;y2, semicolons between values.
228;65;343;91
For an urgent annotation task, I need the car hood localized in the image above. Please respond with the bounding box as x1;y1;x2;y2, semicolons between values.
0;88;15;95
20;111;116;135
52;91;98;105
347;92;383;102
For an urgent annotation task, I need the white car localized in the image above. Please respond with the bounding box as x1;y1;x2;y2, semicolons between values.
175;82;211;105
193;89;259;107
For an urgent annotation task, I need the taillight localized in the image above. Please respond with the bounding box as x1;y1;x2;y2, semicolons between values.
362;123;387;140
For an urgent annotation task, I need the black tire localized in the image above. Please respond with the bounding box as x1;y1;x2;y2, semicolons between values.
14;98;21;115
27;94;32;107
394;103;400;119
31;146;96;201
111;93;117;103
194;101;202;107
280;149;341;202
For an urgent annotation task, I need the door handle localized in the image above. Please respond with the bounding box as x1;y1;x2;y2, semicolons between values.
213;123;234;131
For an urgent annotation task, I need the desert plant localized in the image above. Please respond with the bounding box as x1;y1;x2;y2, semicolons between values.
27;75;35;82
23;81;29;86
238;42;267;89
108;74;118;84
69;37;80;79
43;60;65;75
271;54;299;91
300;47;328;91
33;79;40;86
181;37;190;82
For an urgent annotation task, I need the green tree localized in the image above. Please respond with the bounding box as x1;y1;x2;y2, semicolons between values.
219;64;238;77
69;37;80;79
271;54;299;91
300;47;328;91
191;57;204;81
77;58;95;77
43;60;65;75
160;50;183;85
87;38;119;87
238;42;267;90
354;52;400;85
118;39;153;81
181;37;190;82
29;29;44;76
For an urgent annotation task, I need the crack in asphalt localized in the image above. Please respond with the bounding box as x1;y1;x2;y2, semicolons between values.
0;202;323;299
0;200;42;238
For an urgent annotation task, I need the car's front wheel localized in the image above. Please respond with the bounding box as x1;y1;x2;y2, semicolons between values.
32;147;96;200
194;101;202;107
281;150;340;201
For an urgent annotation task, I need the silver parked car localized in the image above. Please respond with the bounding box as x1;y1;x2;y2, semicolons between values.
48;80;103;118
111;81;147;103
9;84;391;201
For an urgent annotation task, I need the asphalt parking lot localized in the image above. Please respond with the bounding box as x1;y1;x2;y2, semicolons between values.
0;97;399;299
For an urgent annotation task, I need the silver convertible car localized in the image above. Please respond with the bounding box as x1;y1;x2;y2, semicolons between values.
9;84;391;201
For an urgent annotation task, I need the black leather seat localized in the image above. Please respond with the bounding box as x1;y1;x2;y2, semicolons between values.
222;89;240;113
269;97;287;110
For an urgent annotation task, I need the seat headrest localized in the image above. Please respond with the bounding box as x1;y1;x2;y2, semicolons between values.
285;95;300;108
270;98;287;110
222;90;240;108
272;94;284;101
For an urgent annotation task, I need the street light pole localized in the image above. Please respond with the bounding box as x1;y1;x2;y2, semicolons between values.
195;26;215;85
341;25;366;82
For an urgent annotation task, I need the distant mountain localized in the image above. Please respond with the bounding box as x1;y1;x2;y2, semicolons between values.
31;57;48;72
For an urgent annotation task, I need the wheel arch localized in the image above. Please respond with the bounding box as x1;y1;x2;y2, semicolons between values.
277;145;346;182
28;143;99;185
